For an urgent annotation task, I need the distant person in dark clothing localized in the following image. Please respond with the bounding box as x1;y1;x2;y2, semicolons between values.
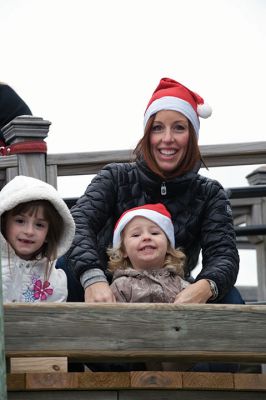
0;83;32;145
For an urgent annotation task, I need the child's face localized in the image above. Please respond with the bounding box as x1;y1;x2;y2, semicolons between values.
5;206;49;260
122;216;168;271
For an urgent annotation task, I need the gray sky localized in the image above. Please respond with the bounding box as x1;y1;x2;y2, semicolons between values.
1;0;265;285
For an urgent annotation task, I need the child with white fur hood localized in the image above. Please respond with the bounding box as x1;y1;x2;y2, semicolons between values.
0;175;75;303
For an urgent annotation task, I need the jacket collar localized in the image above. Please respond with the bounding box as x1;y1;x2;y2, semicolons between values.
136;158;198;198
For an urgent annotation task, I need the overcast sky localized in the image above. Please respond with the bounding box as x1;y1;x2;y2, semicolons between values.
1;0;265;285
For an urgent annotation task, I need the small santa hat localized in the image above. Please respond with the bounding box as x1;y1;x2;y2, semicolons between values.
113;203;175;248
144;77;212;137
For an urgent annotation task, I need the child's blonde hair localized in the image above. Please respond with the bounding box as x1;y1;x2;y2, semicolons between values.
107;239;186;278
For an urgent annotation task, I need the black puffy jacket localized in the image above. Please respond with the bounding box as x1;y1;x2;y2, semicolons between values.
69;160;239;300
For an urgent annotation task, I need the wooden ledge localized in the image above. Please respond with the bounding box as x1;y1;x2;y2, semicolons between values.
7;371;266;392
4;303;266;363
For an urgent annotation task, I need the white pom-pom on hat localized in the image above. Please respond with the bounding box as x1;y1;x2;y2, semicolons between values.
197;102;212;118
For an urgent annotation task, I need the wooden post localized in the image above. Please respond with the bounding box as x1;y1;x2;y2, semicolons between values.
0;249;7;399
246;166;266;301
247;166;266;372
1;115;51;182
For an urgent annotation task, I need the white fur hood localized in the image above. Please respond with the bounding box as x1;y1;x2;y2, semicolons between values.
0;175;75;258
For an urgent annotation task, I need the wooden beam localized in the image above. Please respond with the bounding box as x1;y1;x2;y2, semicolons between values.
46;141;266;177
6;371;266;393
4;303;266;363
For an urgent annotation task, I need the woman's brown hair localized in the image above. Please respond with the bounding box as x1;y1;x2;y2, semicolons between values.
134;114;202;179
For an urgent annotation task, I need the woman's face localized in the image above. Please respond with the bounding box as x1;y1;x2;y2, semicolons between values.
149;110;190;175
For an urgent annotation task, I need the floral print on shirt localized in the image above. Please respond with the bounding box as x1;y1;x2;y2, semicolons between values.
22;273;54;302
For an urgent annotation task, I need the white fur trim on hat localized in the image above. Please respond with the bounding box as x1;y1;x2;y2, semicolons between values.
144;96;200;136
0;175;75;258
113;208;175;248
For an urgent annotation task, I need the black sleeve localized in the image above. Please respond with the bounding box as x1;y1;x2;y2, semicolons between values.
195;180;239;300
68;164;119;279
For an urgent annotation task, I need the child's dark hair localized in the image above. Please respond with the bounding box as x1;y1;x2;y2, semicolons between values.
1;199;63;263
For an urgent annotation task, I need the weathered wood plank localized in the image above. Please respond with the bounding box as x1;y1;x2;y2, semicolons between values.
26;372;79;389
0;155;18;168
6;373;25;391
10;357;67;373
182;372;234;390
130;371;182;388
7;372;266;391
78;372;130;389
4;303;266;362
45;141;266;177
234;373;266;390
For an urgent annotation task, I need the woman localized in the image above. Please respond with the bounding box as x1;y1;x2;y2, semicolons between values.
62;77;242;305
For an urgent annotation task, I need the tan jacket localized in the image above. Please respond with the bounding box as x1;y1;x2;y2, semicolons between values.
110;265;190;303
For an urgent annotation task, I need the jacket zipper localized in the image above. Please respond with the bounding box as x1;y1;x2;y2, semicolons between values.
161;182;167;196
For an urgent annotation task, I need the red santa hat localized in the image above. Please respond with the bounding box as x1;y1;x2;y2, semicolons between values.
113;203;175;248
144;77;212;137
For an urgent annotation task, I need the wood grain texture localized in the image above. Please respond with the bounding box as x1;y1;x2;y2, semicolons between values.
234;373;266;390
130;371;182;388
7;372;266;391
183;372;234;389
26;372;79;389
6;373;25;390
78;372;130;389
4;303;266;362
10;357;67;373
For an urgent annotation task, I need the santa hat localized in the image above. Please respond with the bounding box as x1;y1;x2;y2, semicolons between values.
144;77;212;137
113;203;175;248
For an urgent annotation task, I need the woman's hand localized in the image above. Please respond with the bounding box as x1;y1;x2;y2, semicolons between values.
84;282;116;303
174;279;212;304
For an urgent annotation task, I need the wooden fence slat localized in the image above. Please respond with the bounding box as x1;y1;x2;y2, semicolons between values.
7;372;266;391
182;372;234;390
10;357;67;373
26;372;79;389
234;373;266;390
4;303;266;362
130;371;182;388
78;372;130;389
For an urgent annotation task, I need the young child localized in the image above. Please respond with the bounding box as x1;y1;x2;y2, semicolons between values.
109;203;190;303
0;175;75;303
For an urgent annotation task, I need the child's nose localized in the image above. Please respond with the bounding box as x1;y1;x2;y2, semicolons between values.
142;232;152;240
24;223;34;234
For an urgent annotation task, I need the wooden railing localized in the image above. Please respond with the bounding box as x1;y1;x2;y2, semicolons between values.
1;116;266;397
5;303;266;397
